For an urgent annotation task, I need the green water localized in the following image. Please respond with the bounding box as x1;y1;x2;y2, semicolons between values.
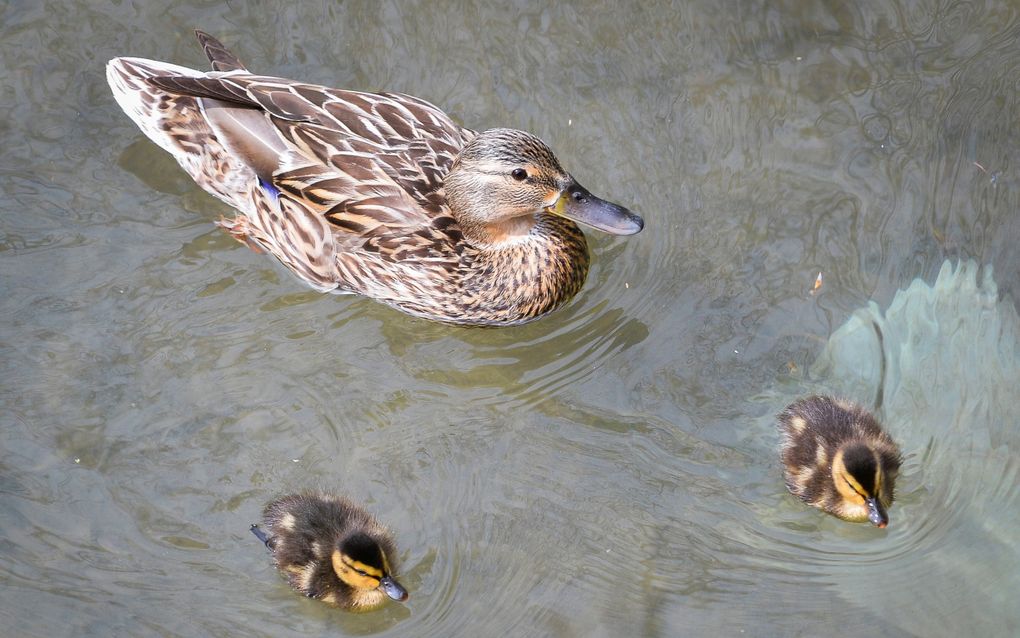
2;1;1019;636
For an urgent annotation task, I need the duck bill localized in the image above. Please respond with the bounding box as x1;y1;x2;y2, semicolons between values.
379;575;409;602
866;497;888;528
547;181;643;235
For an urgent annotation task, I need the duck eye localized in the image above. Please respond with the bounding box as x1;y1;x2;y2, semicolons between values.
844;478;867;498
511;168;528;181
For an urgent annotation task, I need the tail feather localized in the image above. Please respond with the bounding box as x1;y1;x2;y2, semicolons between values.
195;30;247;72
106;57;206;156
106;56;256;209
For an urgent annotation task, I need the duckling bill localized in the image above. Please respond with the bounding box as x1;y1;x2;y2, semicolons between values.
778;396;902;527
106;31;642;326
251;493;408;610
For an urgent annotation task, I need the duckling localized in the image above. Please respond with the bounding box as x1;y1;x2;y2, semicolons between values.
778;396;902;527
250;492;408;610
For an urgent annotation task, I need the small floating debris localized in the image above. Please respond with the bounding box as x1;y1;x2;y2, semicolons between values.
809;271;823;295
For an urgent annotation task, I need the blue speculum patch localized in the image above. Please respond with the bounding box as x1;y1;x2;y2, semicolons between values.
258;177;280;200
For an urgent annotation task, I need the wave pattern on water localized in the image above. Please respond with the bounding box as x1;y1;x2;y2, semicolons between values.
3;2;1020;637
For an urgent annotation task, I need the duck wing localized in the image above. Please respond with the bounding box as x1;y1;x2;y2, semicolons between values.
145;71;473;241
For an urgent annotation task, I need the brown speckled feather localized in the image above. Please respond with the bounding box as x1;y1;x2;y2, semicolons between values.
144;71;472;221
106;31;633;325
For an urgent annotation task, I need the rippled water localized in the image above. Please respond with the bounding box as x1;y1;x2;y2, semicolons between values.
2;1;1019;636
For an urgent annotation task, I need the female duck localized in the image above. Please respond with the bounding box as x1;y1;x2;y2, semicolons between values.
106;31;642;326
778;396;902;527
251;492;408;610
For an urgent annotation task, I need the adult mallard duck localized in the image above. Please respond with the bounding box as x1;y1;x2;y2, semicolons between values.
251;492;408;610
778;396;902;527
106;31;643;326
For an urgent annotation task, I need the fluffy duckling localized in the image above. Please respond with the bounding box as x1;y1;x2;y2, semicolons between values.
251;493;408;610
779;396;902;527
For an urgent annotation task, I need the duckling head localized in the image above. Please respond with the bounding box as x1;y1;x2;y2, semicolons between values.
832;442;891;527
330;532;408;602
443;128;643;246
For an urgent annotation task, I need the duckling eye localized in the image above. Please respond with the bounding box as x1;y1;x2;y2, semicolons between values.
844;478;867;498
511;168;528;181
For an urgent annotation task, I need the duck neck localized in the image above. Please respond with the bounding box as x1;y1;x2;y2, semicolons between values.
463;214;590;322
460;214;539;249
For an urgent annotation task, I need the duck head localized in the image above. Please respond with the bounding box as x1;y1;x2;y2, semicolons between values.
331;531;408;602
443;128;643;246
832;442;895;527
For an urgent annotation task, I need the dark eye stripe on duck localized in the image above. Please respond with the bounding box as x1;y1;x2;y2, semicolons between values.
472;161;555;181
843;476;868;499
341;555;383;579
841;444;878;494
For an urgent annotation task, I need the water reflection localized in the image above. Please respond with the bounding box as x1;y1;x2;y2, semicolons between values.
806;260;1020;636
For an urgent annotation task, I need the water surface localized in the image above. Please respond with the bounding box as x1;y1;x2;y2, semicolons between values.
2;1;1019;636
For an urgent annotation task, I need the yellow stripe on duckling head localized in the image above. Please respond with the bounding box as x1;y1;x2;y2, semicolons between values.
831;448;867;505
331;549;383;590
